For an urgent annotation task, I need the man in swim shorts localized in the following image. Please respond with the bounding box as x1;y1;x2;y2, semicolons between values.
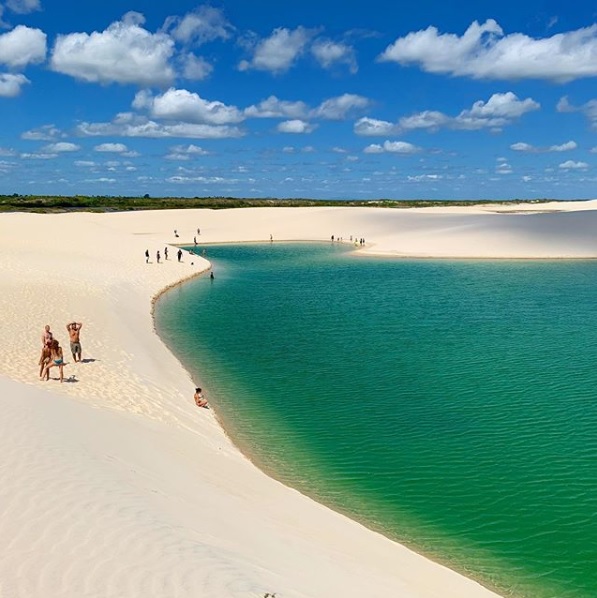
66;321;83;362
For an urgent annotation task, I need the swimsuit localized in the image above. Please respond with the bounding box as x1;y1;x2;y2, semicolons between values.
54;359;63;365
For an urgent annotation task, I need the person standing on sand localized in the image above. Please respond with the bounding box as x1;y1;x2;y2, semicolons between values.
164;247;168;260
177;249;183;262
39;344;52;379
66;322;83;362
42;339;65;383
145;249;149;263
194;388;209;408
157;250;161;263
41;324;53;348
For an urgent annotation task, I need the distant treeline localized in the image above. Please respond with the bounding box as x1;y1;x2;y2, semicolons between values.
0;194;559;213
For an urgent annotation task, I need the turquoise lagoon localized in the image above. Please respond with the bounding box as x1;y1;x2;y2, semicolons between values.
155;243;597;598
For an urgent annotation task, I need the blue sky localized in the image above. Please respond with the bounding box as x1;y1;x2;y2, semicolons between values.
1;0;597;200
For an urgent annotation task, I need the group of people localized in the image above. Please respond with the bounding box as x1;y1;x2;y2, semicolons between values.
145;248;184;263
39;322;83;383
331;235;366;246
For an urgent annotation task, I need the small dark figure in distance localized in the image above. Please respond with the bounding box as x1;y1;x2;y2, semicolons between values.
177;249;183;262
145;249;149;263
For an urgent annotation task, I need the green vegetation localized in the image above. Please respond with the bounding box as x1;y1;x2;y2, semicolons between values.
0;194;560;213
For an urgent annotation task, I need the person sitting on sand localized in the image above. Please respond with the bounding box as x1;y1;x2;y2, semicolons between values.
41;324;53;348
42;339;65;383
38;344;52;380
194;388;209;408
66;321;83;362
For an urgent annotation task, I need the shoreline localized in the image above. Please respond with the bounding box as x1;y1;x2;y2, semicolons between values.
4;203;595;597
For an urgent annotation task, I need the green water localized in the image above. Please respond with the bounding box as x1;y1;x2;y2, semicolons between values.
155;243;597;598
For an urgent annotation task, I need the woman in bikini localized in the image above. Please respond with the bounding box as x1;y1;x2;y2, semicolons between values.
42;339;65;383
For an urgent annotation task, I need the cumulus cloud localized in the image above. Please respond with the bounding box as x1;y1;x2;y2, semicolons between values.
21;124;63;140
311;39;357;73
454;92;539;130
162;6;233;45
311;93;370;120
167;175;235;184
244;95;308;119
0;25;47;68
76;111;244;139
6;0;40;14
512;140;577;152
510;142;534;152
557;96;597;129
238;26;314;73
379;19;597;82
355;92;538;136
245;93;369;121
354;117;400;136
181;53;213;80
0;72;28;96
94;143;128;152
363;140;420;154
277;119;316;133
50;12;176;86
559;160;588;169
43;142;80;152
407;174;442;182
165;143;209;160
133;88;243;125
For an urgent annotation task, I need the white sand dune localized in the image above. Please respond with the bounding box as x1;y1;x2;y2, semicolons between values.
2;201;596;598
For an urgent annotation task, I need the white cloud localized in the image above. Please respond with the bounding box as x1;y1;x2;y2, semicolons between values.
356;92;537;136
166;143;209;159
0;147;15;156
559;160;588;169
74;160;96;167
21;124;63;140
134;88;243;125
162;6;233;45
0;73;28;96
20;152;57;159
311;39;357;73
511;140;577;152
379;19;597;82
181;53;213;80
50;12;176;86
399;110;449;131
310;93;370;120
363;144;384;154
354;117;400;136
557;96;597;129
549;141;577;152
511;142;535;152
76;112;244;139
238;26;314;73
43;142;80;152
590;147;597;154
364;140;420;154
496;161;513;174
6;0;40;14
167;175;235;184
453;92;539;130
244;95;308;119
277;119;316;133
94;143;128;152
407;174;442;181
0;25;46;69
